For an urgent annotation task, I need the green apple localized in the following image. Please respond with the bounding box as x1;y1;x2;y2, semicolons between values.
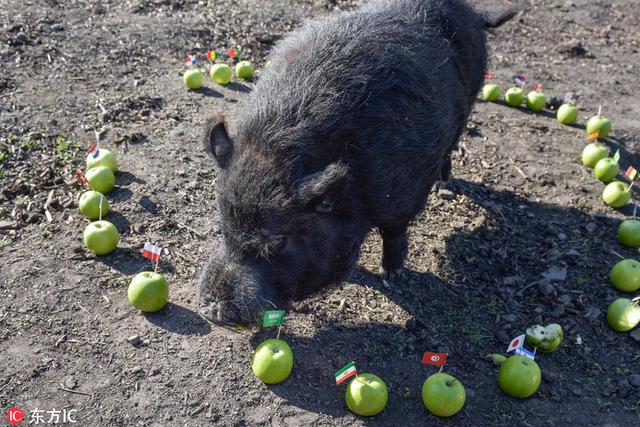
481;83;500;102
83;220;119;255
525;91;546;112
498;355;541;399
78;191;109;220
525;323;563;352
594;157;620;183
556;103;579;125
504;87;524;107
251;339;293;384
183;69;205;90
607;298;640;332
602;181;631;208
86;148;118;173
610;259;640;293
128;271;169;313
345;373;388;417
235;60;254;80
210;63;232;85
581;142;609;168
421;373;466;417
618;219;640;247
586;115;612;139
85;165;115;194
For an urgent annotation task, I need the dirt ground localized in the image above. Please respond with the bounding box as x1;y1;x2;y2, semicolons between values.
2;0;640;425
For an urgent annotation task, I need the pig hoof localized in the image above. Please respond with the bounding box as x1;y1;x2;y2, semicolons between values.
379;267;404;286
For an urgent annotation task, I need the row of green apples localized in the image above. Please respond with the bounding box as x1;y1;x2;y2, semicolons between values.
481;82;611;136
76;150;170;314
183;60;255;89
252;320;566;418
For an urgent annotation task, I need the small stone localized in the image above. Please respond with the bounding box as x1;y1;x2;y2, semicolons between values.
629;374;640;387
64;378;77;389
557;233;567;241
438;189;456;200
127;335;141;346
51;23;64;32
502;313;518;323
541;265;567;283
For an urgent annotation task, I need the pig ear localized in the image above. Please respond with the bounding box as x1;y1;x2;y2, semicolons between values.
203;114;234;169
294;163;349;213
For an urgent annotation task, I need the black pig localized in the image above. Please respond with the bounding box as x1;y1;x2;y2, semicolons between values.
198;0;519;324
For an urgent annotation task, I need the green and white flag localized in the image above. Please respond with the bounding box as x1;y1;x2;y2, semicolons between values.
335;361;357;385
262;310;286;327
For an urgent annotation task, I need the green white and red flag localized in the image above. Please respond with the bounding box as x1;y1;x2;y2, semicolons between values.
335;361;357;385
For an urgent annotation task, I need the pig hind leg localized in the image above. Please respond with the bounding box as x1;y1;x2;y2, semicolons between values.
379;223;408;284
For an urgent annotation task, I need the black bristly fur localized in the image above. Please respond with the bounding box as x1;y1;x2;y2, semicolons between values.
197;0;518;324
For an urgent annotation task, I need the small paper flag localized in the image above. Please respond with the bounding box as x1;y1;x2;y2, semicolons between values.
626;166;637;181
142;242;162;262
421;351;448;366
335;362;357;385
185;55;196;65
613;150;620;163
75;170;87;185
515;346;536;360
533;83;543;92
484;72;494;80
262;310;285;327
228;48;238;59
587;131;600;141
89;142;100;159
207;51;218;61
513;75;527;86
507;334;525;353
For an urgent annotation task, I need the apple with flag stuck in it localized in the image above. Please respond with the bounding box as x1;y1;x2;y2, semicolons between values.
498;355;541;398
607;298;640;332
525;323;563;352
235;61;254;80
83;220;119;255
556;103;579;125
86;148;118;173
481;83;500;102
610;259;640;293
586;114;611;139
79;190;109;220
618;219;640;248
421;373;466;417
525;91;546;112
183;69;205;90
581;142;609;168
128;271;169;312
602;181;631;208
85;165;115;194
345;373;388;417
210;63;232;85
251;339;293;384
594;157;620;184
504;87;524;107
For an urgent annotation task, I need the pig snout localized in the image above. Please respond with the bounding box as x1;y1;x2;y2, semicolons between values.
197;249;283;325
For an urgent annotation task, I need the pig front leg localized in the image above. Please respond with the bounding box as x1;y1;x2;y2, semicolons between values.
379;223;408;284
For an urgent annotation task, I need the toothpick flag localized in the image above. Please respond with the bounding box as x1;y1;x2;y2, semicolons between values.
185;55;197;65
262;310;285;327
513;75;527;86
626;166;637;181
335;362;357;385
207;51;218;61
75;170;88;185
89;142;100;159
613;150;621;163
421;351;448;366
484;72;494;80
533;83;543;92
228;48;238;59
507;334;525;353
142;242;162;262
515;346;536;360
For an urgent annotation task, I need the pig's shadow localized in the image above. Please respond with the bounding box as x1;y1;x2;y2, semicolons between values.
145;302;211;335
255;179;639;423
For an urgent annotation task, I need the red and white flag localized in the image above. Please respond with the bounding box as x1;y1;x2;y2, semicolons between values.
185;55;196;65
507;334;525;353
421;351;448;366
142;242;162;262
75;170;88;184
89;142;100;159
